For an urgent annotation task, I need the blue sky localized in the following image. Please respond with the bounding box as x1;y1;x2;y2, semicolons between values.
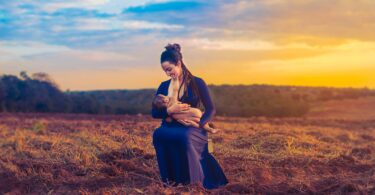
1;0;374;90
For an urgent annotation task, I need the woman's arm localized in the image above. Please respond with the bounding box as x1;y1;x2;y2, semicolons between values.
151;83;190;119
196;77;216;128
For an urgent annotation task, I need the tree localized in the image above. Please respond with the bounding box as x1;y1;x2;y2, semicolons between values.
20;71;31;80
0;79;5;112
32;72;60;89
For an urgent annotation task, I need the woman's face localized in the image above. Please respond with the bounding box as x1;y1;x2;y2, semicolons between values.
161;61;182;80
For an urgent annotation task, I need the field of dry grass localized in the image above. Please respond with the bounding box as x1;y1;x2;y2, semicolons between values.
307;96;375;120
0;101;374;194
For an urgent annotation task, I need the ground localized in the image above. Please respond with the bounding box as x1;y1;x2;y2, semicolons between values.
0;97;374;194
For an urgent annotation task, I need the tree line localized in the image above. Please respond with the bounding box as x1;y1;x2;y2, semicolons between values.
1;72;374;117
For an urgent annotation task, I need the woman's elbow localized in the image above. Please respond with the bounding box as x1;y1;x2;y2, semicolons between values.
208;107;216;116
151;109;161;119
212;108;216;116
152;107;168;119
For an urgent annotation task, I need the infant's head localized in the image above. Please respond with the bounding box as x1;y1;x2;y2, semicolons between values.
152;94;170;109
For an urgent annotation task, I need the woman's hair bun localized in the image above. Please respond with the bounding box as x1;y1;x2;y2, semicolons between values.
161;43;183;63
165;43;181;53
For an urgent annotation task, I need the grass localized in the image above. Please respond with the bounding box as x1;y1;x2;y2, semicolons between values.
0;112;374;194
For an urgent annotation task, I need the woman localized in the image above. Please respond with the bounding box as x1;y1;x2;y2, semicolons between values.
151;43;229;189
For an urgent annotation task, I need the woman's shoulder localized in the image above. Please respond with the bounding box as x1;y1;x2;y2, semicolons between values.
192;75;206;85
159;78;172;86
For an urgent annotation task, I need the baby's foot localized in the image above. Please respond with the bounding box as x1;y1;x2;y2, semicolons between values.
208;123;216;129
207;128;220;134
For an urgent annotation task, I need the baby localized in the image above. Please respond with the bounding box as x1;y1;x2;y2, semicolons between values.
152;93;220;134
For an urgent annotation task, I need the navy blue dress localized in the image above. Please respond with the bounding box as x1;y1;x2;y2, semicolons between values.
152;75;229;189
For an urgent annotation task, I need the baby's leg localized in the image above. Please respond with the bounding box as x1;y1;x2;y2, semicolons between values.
188;107;203;118
172;112;200;122
172;107;202;121
176;119;192;127
189;108;219;133
176;118;202;129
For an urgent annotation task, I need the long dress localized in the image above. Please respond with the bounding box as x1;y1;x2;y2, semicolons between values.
151;75;229;189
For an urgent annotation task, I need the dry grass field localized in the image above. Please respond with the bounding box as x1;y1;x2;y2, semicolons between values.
307;96;375;120
0;97;374;194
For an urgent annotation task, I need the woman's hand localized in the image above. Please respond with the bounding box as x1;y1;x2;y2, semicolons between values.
177;119;191;126
167;102;191;114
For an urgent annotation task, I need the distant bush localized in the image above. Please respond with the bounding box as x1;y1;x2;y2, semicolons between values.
210;85;310;117
0;72;68;113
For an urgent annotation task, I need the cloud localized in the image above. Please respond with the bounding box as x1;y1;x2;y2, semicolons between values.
253;40;375;74
0;40;136;77
183;38;312;50
123;1;204;13
22;0;174;13
0;1;191;49
70;18;183;31
0;41;71;60
39;0;110;12
0;39;134;62
122;20;183;30
122;1;215;27
45;17;184;42
50;8;114;18
217;0;375;41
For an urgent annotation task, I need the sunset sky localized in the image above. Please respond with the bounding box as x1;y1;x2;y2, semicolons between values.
1;0;374;90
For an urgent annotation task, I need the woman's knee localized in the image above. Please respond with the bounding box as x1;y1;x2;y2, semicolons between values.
152;127;163;144
181;127;199;142
152;126;173;143
186;127;207;143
